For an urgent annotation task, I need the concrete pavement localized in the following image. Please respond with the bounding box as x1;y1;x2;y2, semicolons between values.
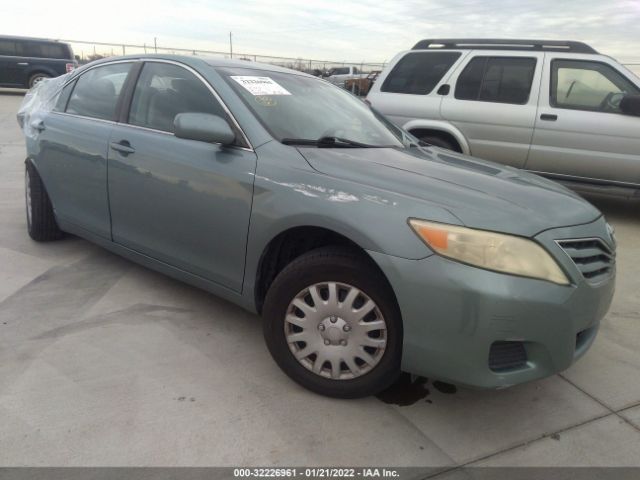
1;91;639;469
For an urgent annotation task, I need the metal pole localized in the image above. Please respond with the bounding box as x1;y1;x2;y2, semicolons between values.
122;44;125;55
144;43;147;54
229;31;233;59
154;37;158;53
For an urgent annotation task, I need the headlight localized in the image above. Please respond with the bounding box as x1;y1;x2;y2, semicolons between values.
409;219;570;285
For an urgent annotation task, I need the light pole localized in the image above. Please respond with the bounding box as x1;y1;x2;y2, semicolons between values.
229;31;233;59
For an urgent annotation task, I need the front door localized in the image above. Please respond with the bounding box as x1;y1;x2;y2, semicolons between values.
107;61;257;292
526;55;640;185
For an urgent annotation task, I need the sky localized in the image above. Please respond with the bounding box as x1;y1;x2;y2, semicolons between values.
1;0;640;68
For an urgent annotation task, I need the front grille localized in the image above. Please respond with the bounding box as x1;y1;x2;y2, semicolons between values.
489;341;528;372
556;238;614;282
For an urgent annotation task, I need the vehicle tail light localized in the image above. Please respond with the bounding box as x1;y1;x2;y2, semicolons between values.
65;63;75;73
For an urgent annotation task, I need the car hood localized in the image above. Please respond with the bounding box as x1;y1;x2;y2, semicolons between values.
298;146;601;237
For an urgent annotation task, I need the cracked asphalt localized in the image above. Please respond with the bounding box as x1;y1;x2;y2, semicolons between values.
1;90;640;469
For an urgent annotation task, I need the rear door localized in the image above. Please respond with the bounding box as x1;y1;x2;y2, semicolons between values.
107;60;257;291
36;61;134;238
368;50;464;126
440;52;543;168
526;55;640;185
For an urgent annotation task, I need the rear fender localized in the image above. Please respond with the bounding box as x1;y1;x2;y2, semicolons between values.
403;119;470;155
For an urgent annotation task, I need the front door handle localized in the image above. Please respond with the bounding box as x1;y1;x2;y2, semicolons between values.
17;62;29;66
110;141;135;155
540;114;558;121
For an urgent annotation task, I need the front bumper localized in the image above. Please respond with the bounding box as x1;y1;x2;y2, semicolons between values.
369;217;615;388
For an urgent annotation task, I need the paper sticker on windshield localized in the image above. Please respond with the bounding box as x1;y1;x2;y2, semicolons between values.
231;76;291;96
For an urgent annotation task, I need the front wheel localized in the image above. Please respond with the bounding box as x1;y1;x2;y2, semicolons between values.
263;247;402;398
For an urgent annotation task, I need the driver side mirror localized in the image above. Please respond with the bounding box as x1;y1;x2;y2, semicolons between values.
174;113;236;145
620;94;640;117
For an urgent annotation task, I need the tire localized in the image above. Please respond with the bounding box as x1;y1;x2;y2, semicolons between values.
419;135;458;152
28;73;51;89
25;161;63;242
263;246;402;398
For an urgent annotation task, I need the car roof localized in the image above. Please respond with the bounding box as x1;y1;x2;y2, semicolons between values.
0;34;69;45
85;54;315;78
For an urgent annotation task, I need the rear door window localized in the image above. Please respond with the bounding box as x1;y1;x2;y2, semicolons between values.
127;62;227;133
381;51;461;95
66;63;132;121
455;56;537;104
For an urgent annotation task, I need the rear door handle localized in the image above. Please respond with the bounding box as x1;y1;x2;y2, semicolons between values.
110;141;135;155
17;62;29;66
540;114;558;121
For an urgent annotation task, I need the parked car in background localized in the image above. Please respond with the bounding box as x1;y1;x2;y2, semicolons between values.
0;35;76;89
20;55;615;398
345;70;381;96
367;39;640;196
304;68;325;77
325;65;366;87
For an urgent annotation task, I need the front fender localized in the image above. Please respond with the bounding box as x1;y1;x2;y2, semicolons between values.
240;141;459;310
402;119;471;155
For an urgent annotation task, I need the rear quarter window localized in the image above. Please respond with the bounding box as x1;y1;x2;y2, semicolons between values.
16;41;71;59
0;40;16;56
381;51;461;95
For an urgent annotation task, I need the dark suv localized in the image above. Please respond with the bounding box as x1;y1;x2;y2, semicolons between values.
0;35;76;89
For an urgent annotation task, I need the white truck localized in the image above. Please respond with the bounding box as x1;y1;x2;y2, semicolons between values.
325;66;366;88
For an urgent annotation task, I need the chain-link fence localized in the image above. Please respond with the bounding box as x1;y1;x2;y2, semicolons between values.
63;38;640;77
63;39;386;74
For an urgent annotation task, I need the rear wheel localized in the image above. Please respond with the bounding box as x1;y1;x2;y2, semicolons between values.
28;73;51;89
25;161;63;241
263;247;402;398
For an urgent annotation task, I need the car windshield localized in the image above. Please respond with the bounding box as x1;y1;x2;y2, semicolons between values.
220;67;405;148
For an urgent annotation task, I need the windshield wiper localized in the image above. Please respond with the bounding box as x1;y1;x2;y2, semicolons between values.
281;138;319;146
281;136;382;148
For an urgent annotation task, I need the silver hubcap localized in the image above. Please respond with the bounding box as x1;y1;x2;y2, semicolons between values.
285;282;387;380
25;169;32;228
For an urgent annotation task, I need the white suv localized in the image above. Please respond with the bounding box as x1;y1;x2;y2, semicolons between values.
367;39;640;195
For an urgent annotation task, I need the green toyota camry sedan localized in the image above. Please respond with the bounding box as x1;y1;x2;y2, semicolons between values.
18;55;616;398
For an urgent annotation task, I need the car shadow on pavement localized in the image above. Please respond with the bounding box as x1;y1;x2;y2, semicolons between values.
580;192;640;224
